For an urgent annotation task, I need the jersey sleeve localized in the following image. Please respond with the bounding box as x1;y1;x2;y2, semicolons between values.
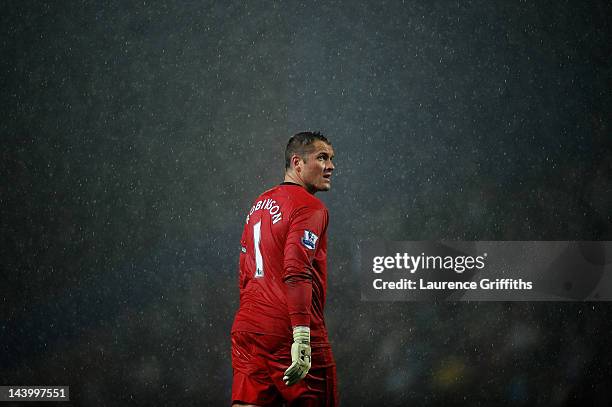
238;223;248;291
283;206;328;327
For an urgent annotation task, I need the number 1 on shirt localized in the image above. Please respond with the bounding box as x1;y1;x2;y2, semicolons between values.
253;220;264;278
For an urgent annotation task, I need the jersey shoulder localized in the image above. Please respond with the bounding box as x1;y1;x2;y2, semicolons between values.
248;184;327;223
277;184;327;211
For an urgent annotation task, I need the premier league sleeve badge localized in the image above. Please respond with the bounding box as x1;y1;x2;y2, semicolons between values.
301;230;319;250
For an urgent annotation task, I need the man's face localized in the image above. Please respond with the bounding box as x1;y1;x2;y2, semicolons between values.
296;140;335;194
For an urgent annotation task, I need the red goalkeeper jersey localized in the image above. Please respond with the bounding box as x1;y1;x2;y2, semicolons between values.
231;183;331;348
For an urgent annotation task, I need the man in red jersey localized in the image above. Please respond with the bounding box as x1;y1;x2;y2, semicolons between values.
231;132;338;407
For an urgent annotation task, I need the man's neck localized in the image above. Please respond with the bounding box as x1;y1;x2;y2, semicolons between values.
283;173;314;194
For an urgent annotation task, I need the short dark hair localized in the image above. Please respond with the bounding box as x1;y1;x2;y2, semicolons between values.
285;131;331;169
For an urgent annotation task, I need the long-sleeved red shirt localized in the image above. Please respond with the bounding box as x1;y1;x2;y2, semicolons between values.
231;183;331;352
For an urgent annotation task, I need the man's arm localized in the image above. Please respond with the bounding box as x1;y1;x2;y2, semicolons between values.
282;206;327;385
285;275;312;327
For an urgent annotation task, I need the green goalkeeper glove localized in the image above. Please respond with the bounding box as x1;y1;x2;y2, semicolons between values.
283;326;311;386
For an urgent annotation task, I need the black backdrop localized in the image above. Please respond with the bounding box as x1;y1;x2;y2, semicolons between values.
2;1;611;405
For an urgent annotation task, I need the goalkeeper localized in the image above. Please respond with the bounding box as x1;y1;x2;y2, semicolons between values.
230;132;338;406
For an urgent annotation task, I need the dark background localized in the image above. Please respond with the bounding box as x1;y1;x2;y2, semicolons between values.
2;0;611;405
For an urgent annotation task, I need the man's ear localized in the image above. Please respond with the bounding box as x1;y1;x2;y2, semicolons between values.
292;154;302;172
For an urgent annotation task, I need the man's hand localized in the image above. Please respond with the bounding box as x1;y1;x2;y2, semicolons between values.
283;326;311;386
